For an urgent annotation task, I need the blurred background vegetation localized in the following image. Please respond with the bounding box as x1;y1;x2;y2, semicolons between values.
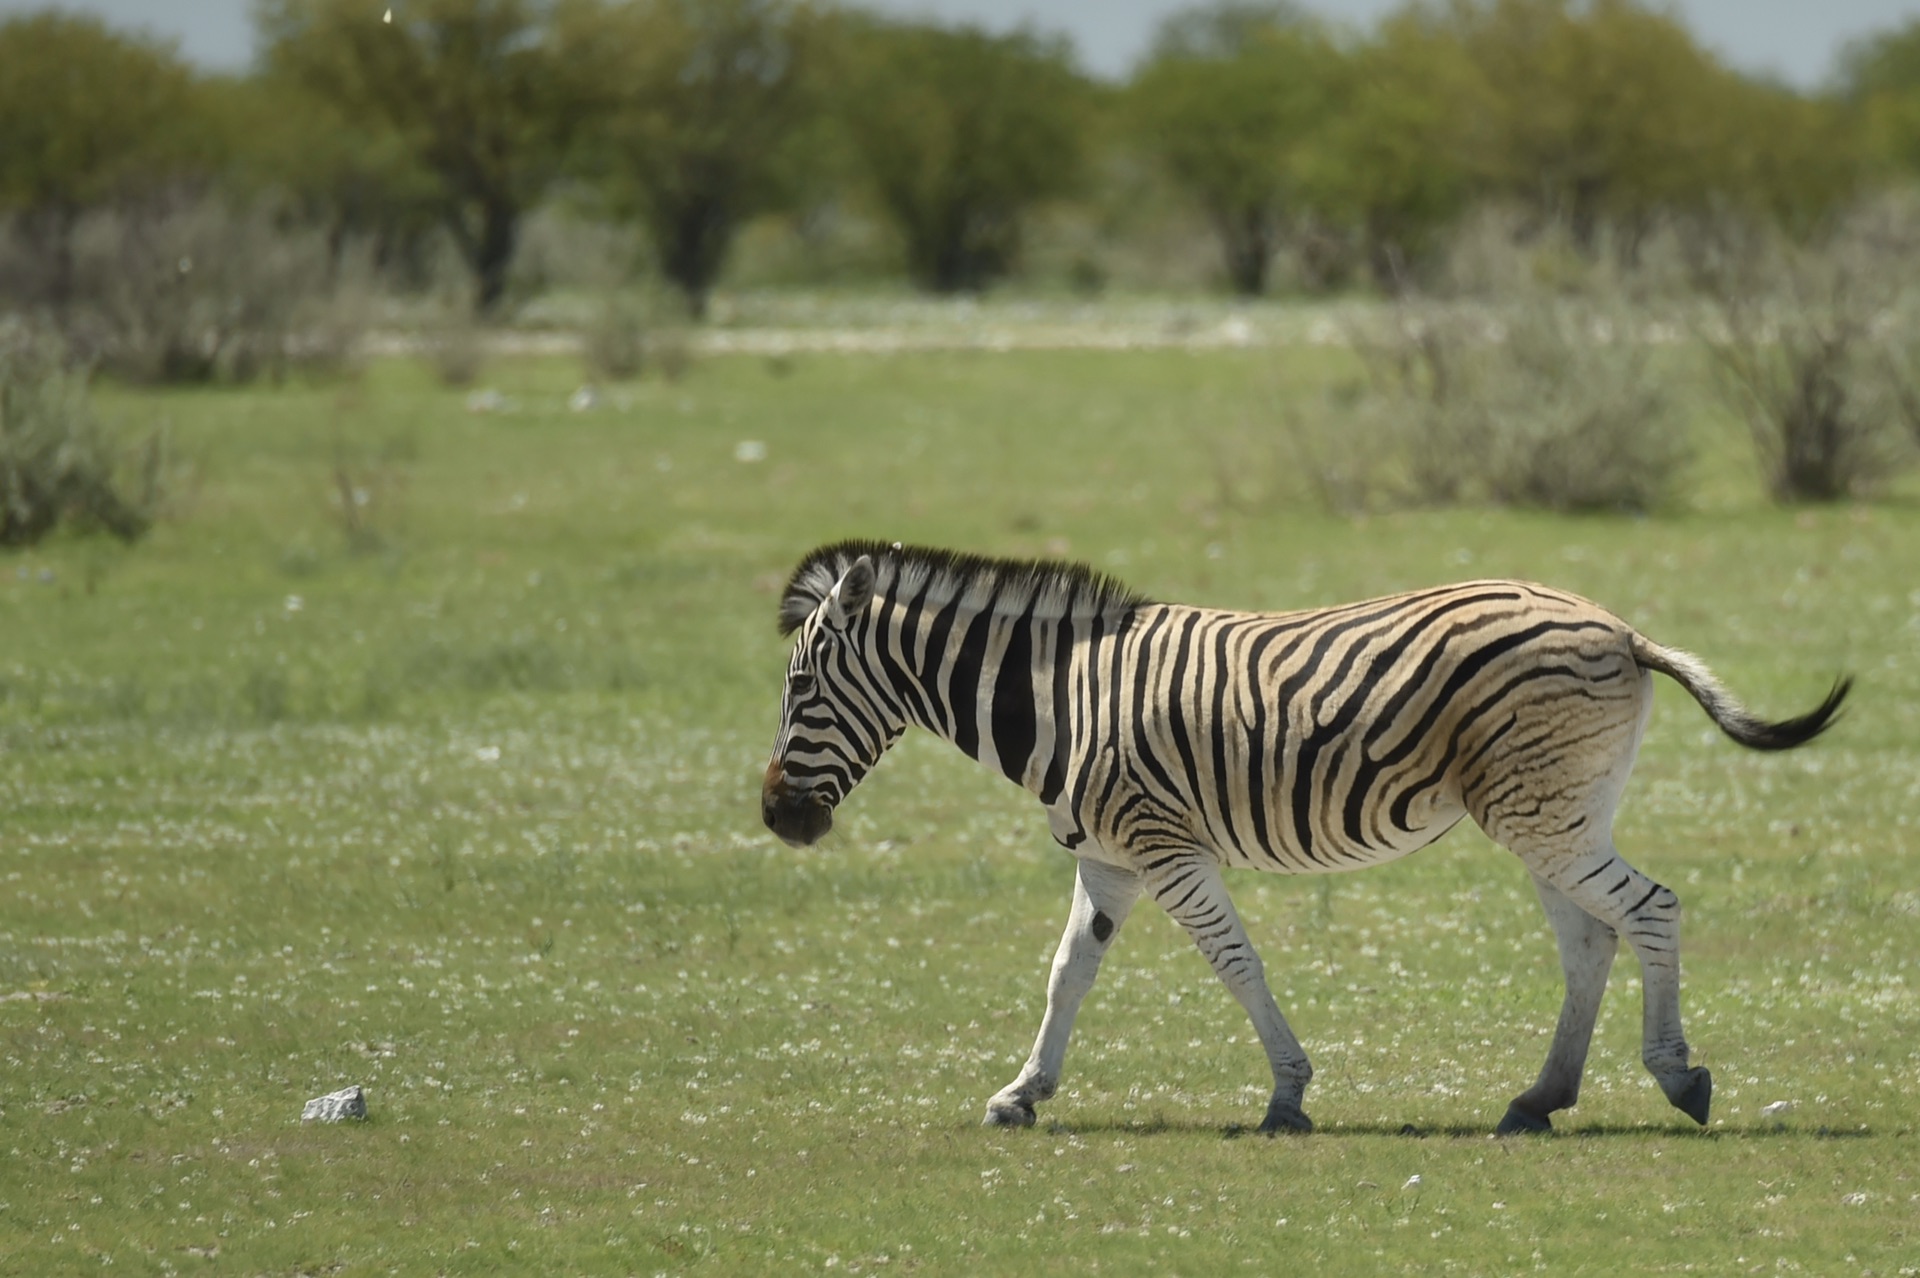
3;0;1919;313
4;0;1920;532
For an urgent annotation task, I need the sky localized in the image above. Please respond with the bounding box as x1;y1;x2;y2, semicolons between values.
2;0;1916;87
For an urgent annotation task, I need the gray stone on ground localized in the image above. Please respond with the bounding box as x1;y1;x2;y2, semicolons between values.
302;1085;367;1123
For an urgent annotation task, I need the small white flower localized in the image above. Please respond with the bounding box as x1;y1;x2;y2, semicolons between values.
734;440;767;463
475;745;500;763
284;595;304;613
1403;1174;1422;1190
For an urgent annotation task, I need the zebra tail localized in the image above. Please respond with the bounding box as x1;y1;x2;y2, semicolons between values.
1630;635;1851;751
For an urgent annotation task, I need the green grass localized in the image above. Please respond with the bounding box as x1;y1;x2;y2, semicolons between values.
3;341;1918;1274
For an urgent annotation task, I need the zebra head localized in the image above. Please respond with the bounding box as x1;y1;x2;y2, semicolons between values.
763;554;906;847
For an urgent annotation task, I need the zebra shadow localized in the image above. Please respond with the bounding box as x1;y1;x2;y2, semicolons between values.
1008;1118;1876;1141
1322;1121;1875;1141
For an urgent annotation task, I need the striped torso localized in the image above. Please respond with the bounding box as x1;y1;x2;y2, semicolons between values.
876;580;1644;873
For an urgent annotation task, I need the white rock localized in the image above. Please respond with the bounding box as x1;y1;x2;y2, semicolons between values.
302;1085;367;1123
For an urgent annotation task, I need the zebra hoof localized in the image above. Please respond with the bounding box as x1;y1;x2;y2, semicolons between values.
982;1097;1037;1128
1665;1067;1712;1127
1496;1102;1553;1136
1258;1101;1313;1135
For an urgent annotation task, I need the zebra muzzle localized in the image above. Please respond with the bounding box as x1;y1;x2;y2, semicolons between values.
762;766;834;848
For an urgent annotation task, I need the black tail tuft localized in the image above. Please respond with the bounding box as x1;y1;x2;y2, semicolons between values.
1632;635;1853;753
1734;676;1852;751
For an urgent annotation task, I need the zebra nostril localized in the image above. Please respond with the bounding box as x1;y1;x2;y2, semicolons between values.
762;788;833;847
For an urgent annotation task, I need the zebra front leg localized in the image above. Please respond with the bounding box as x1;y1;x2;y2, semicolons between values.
1498;875;1618;1135
1546;842;1711;1127
984;859;1142;1128
1147;854;1314;1134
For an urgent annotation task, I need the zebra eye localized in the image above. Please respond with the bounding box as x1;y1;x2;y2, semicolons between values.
788;673;817;698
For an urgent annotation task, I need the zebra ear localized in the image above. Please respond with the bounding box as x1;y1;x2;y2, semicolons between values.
825;556;876;631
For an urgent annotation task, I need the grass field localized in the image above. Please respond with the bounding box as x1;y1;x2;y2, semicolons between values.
3;333;1919;1275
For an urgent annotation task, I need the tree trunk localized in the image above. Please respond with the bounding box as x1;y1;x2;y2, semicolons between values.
1567;176;1608;256
16;202;80;316
465;197;519;315
908;205;1016;294
1367;233;1411;297
1214;204;1277;297
657;195;734;322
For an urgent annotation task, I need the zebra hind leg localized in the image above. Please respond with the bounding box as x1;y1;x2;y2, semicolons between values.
1498;875;1618;1135
984;859;1142;1128
1145;854;1314;1134
1540;839;1711;1129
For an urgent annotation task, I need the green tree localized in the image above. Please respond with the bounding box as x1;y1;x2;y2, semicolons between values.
1306;9;1492;286
201;71;441;284
1714;82;1860;238
1842;18;1920;180
0;11;210;308
560;0;828;318
838;19;1089;293
208;72;442;282
257;0;581;313
1444;0;1852;247
1130;2;1345;296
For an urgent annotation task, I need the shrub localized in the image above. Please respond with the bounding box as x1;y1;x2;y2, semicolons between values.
581;293;647;383
577;288;696;385
1697;200;1920;501
53;189;364;384
1282;293;1688;515
1261;207;1696;515
647;320;695;383
418;305;488;388
0;329;155;546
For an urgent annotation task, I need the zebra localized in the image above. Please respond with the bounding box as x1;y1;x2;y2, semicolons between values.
760;541;1848;1135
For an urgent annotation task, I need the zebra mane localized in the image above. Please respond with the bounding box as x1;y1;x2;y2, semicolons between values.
777;540;1151;636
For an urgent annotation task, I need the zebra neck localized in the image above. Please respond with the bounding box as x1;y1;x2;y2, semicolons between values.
880;602;1092;805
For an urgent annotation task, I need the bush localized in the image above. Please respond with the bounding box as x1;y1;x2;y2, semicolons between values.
1698;200;1920;501
1258;207;1695;515
1279;292;1688;515
578;289;695;384
506;207;640;303
42;189;365;384
581;293;648;383
418;305;488;389
0;329;155;546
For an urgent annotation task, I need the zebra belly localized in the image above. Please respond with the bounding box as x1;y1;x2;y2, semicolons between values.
1069;716;1475;874
1217;799;1469;875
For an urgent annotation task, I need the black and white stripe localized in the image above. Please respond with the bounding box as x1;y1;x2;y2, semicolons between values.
762;541;1848;1134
